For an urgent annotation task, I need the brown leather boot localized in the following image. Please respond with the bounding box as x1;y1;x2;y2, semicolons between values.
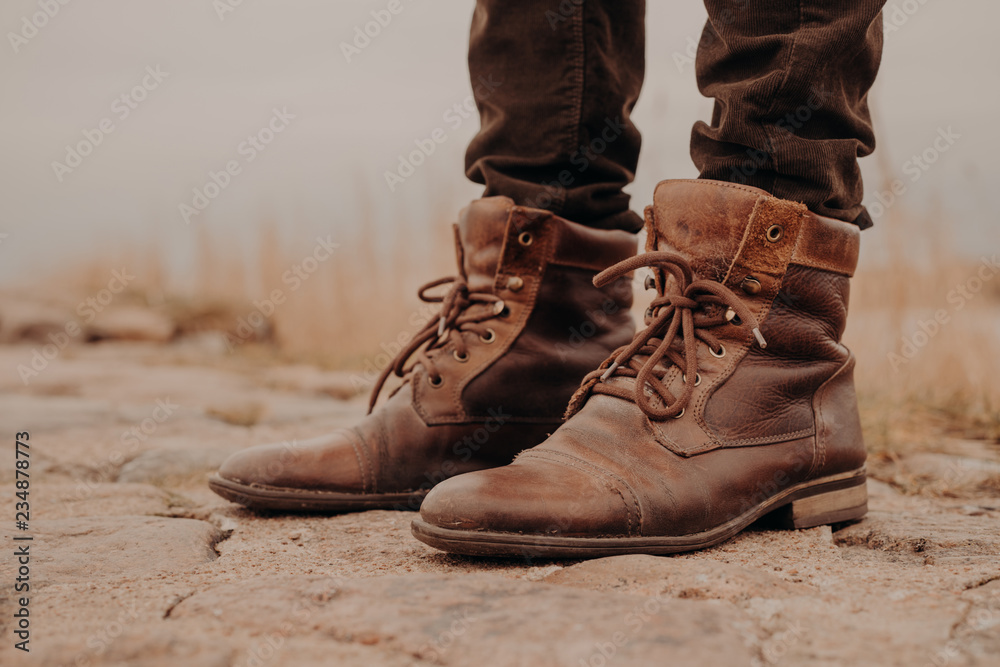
413;179;867;557
209;198;636;512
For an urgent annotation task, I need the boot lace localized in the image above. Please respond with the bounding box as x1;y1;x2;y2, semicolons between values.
368;266;506;414
574;251;767;421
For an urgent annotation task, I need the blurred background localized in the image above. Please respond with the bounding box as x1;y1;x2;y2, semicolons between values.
1;0;998;453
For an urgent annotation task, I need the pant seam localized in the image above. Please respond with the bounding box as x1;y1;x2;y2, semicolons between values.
558;0;587;214
761;0;804;198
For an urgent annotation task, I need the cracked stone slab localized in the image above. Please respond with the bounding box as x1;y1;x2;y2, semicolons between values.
0;516;222;587
875;451;1000;497
4;481;186;519
116;447;243;484
13;628;430;667
169;573;756;666
543;553;814;601
834;510;1000;565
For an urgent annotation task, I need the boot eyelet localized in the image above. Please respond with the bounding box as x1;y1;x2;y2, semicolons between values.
480;328;497;344
674;408;685;419
725;308;743;326
427;375;444;388
518;232;533;246
740;276;762;295
498;306;511;318
644;274;656;290
683;373;702;387
766;225;784;242
710;345;727;359
506;276;524;292
453;350;469;363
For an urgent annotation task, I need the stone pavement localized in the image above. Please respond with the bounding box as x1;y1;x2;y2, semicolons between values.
1;341;998;666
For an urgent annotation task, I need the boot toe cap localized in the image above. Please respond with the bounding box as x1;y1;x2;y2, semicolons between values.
216;432;365;492
419;453;635;538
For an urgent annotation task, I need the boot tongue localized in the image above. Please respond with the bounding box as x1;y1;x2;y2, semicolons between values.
650;180;770;282
456;197;515;293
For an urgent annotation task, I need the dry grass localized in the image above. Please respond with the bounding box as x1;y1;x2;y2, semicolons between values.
17;184;1000;456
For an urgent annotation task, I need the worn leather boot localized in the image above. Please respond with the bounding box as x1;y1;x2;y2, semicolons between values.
209;198;636;512
413;179;867;557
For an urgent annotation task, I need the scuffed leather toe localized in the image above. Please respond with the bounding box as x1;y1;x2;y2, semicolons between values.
420;453;635;538
216;431;365;492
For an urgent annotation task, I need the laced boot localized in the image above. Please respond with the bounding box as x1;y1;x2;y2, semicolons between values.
413;179;867;556
209;197;636;512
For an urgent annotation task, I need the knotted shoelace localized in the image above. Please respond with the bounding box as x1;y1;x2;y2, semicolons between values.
576;251;767;421
368;270;505;414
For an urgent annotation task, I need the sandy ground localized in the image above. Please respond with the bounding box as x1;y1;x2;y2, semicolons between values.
1;339;999;666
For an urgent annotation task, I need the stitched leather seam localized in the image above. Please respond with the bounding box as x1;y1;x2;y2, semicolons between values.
347;430;372;494
790;258;853;277
453;211;549;408
661;178;770;197
522;449;642;536
717;427;815;448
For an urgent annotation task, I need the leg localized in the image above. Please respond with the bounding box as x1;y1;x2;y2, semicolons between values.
415;3;885;558
209;1;644;513
465;0;646;232
692;0;885;228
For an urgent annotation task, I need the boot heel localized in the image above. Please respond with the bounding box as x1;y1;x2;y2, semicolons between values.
782;480;868;529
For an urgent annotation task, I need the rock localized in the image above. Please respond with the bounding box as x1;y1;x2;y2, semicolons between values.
0;293;74;343
0;394;117;433
544;554;812;601
21;630;234;667
29;481;182;518
1;517;222;587
262;365;365;400
953;579;1000;661
117;448;240;484
882;452;1000;496
169;573;756;666
834;510;1000;565
23;628;425;667
87;306;175;342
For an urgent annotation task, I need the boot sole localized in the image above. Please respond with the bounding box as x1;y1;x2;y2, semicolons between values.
208;475;426;513
411;468;867;558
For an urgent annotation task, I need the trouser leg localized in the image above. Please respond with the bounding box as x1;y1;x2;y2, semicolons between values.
465;0;646;232
692;0;886;228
